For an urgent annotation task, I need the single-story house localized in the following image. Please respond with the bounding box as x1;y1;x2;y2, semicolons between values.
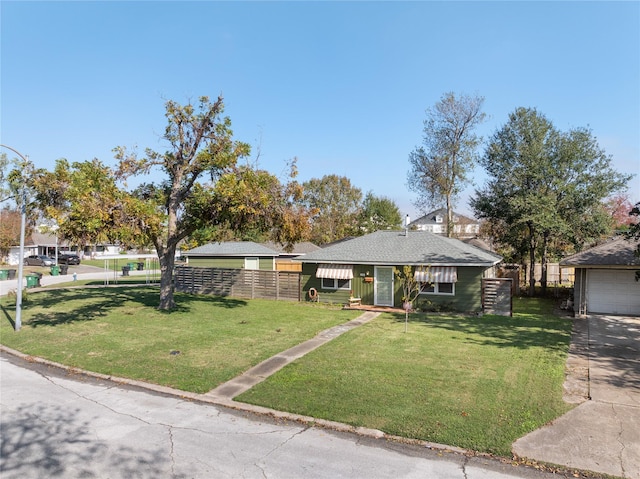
409;208;480;238
6;230;122;266
182;242;279;270
560;236;640;316
296;230;502;312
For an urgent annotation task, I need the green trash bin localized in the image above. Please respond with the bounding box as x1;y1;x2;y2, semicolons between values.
50;265;60;276
128;262;137;271
0;270;8;281
26;275;39;288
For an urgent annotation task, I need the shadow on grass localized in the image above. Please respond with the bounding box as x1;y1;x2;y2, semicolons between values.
0;303;16;329
390;304;572;351
12;288;248;328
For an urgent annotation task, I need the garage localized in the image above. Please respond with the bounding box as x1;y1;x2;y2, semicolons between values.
560;237;640;317
587;269;640;315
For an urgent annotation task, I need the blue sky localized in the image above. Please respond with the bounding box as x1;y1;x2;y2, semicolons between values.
2;1;639;219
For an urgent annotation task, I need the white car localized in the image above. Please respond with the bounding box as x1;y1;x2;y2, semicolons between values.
24;255;56;266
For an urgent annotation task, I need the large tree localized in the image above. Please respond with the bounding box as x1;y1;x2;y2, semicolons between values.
114;96;251;309
356;192;402;234
407;92;486;237
626;202;640;280
29;158;144;254
302;174;362;245
1;153;22;262
115;96;307;310
471;107;631;295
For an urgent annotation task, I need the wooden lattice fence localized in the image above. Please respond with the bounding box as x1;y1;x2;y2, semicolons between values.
174;266;301;301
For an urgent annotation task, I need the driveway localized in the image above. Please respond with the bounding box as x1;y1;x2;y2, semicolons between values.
513;315;640;479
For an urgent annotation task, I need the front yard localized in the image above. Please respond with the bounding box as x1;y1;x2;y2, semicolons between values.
239;297;574;455
0;288;358;392
0;289;573;457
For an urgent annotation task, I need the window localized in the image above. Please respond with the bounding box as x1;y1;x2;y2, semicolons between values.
322;278;351;290
245;257;259;270
316;264;354;290
420;281;455;295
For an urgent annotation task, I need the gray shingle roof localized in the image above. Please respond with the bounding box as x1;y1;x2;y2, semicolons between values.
261;241;321;255
559;237;640;267
184;241;278;256
298;230;502;266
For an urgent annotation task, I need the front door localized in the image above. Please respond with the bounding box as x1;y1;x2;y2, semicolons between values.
375;266;394;306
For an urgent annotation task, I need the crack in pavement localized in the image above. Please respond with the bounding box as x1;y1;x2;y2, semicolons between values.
167;425;176;477
460;456;469;479
611;403;627;478
254;424;311;477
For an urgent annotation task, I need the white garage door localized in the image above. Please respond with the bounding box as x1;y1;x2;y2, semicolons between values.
587;269;640;315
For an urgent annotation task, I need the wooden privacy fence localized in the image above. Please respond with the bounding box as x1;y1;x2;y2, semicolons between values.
174;266;301;301
482;278;513;316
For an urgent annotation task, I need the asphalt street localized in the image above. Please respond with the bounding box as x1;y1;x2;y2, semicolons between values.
1;352;561;479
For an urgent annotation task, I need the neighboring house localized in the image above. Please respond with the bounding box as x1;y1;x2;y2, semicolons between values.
182;241;279;270
7;232;72;266
262;241;322;272
7;230;122;266
409;208;480;238
296;230;502;312
560;236;640;316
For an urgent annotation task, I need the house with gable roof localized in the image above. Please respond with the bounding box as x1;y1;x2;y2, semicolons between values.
409;208;480;238
182;241;279;270
297;229;502;312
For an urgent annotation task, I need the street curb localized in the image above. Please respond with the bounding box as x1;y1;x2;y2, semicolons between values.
0;343;471;458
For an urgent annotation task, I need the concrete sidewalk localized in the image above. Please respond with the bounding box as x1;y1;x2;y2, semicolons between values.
206;311;380;401
0;267;155;296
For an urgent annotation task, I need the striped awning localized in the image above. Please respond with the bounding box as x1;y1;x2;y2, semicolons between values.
316;264;354;280
414;266;457;283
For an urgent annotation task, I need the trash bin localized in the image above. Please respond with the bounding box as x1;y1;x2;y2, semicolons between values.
0;270;8;281
137;262;144;271
60;264;69;275
127;262;137;271
122;265;130;276
7;269;16;280
50;265;60;276
26;275;39;288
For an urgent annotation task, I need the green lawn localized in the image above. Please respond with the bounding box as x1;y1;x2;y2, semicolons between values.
0;288;358;393
0;290;574;457
237;297;574;456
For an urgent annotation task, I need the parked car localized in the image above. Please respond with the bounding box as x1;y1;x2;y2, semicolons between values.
57;254;81;265
24;255;56;266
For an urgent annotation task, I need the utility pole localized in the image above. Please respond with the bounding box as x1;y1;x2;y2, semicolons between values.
1;144;28;331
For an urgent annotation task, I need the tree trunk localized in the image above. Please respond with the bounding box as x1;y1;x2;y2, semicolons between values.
157;244;177;310
527;223;536;296
446;195;453;238
540;230;549;296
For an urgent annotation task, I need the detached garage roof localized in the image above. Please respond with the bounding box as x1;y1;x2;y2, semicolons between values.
560;237;640;267
184;241;278;257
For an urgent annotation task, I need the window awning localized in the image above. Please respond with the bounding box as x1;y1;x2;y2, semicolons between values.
415;266;457;283
316;264;354;280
